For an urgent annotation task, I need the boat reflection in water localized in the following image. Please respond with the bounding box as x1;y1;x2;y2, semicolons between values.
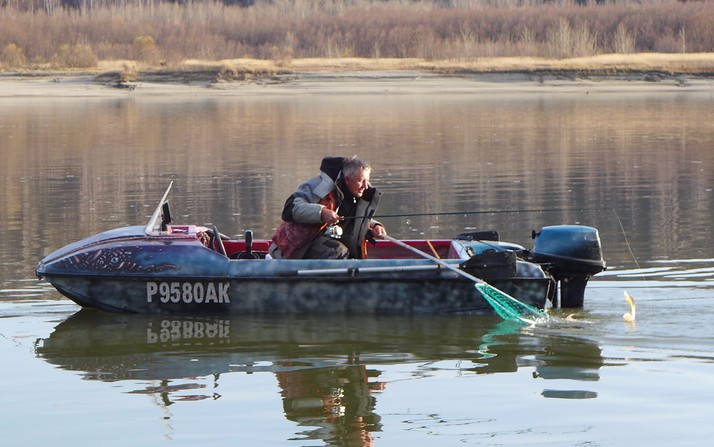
36;310;604;444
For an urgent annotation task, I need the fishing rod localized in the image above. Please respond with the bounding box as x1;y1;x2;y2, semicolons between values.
343;207;607;220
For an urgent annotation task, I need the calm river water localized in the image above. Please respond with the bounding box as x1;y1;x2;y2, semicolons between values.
2;77;714;446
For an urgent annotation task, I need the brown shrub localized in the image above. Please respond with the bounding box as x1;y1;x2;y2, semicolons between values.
133;35;161;64
1;43;26;68
611;23;635;54
1;1;713;65
52;43;98;68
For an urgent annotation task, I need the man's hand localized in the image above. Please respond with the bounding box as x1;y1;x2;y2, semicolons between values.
320;207;342;225
370;224;387;239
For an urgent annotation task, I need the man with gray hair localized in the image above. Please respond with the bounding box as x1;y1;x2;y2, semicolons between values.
270;156;387;259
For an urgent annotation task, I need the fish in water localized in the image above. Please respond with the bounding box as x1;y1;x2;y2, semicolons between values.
623;291;636;322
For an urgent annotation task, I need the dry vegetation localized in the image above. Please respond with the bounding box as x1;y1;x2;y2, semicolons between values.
1;0;714;79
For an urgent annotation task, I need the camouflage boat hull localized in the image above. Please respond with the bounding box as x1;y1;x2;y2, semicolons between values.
37;225;552;314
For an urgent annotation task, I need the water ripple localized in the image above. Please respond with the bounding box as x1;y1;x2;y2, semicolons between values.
599;259;714;282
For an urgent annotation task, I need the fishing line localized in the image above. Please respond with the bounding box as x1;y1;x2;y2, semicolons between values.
612;207;652;323
0;329;37;354
346;207;608;220
613;208;643;273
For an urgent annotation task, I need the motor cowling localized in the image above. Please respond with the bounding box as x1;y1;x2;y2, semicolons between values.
530;225;606;308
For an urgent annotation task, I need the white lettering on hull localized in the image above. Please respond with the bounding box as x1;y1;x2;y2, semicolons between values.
146;281;230;304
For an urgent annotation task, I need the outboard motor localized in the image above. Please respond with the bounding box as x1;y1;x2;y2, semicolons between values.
530;225;606;308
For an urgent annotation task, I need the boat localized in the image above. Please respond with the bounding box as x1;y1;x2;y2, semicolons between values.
35;183;606;314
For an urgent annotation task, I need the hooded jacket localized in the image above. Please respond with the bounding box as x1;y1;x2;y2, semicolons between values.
271;157;382;259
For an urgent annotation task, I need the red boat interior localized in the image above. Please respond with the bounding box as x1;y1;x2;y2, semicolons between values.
169;225;453;260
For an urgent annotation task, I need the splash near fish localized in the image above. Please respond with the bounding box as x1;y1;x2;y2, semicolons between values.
623;291;636;322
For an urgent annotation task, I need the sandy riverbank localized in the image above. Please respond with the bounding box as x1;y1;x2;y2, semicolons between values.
1;72;712;99
2;54;714;98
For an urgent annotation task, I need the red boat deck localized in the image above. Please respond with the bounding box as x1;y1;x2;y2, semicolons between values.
169;224;455;260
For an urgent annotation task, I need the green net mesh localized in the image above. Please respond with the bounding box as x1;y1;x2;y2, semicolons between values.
475;283;549;325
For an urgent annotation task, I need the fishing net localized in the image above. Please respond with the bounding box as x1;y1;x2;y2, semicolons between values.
475;283;549;325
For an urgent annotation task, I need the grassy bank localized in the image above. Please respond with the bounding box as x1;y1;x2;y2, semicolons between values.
2;0;714;76
35;53;714;86
3;53;713;89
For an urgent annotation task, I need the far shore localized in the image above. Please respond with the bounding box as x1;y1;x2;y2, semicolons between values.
2;54;714;98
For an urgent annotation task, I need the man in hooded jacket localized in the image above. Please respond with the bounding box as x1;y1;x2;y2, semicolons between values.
270;157;386;259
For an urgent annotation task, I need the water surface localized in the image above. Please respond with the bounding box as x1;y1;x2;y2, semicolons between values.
2;82;714;446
